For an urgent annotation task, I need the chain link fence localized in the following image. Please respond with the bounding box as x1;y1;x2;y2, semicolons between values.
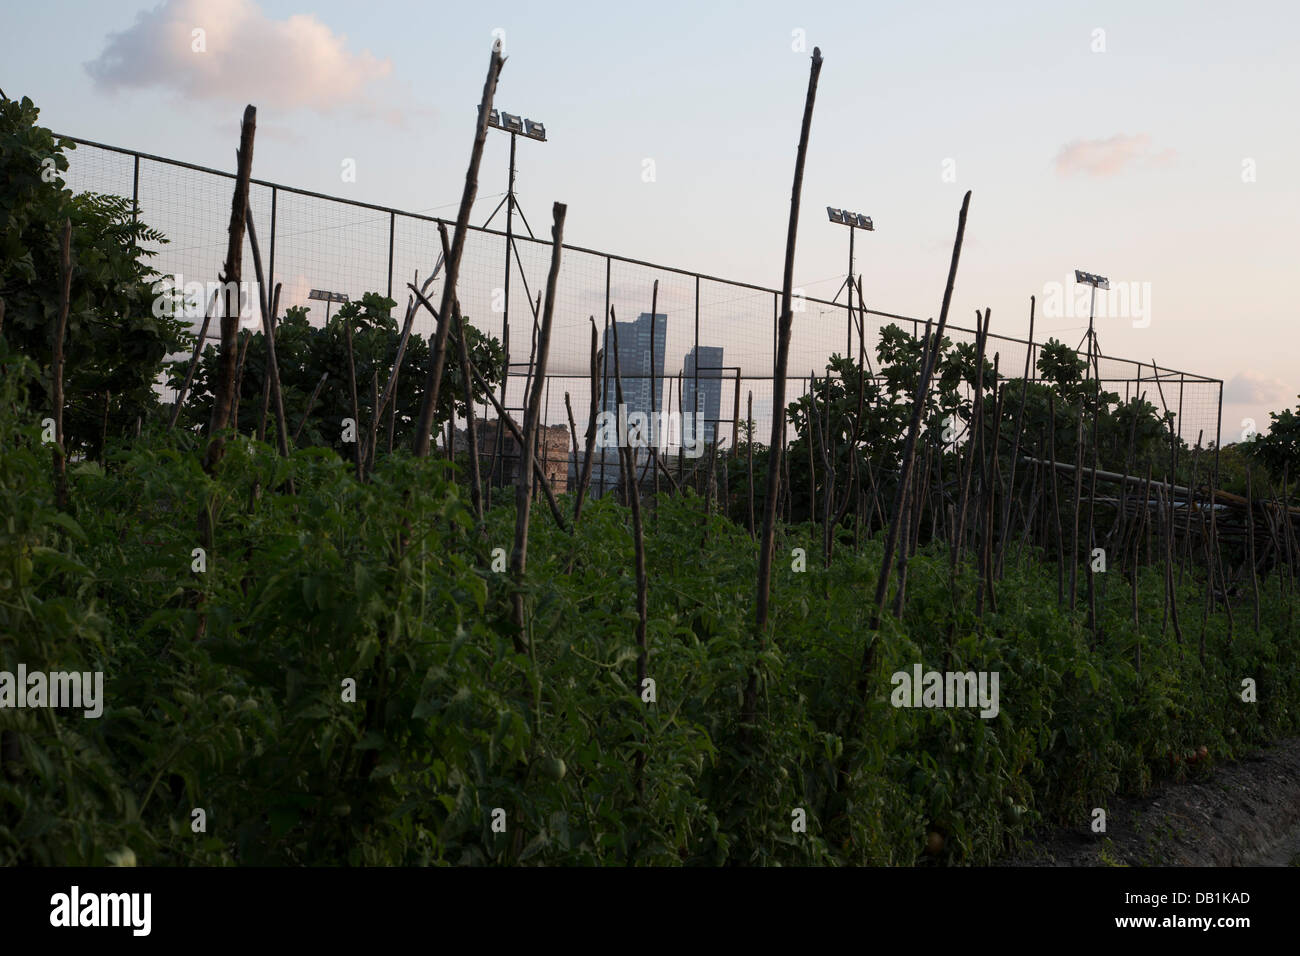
58;134;1223;491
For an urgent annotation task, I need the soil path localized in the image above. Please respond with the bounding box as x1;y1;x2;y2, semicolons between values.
1006;736;1300;866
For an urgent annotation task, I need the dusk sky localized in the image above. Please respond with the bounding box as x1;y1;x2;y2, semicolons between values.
3;0;1297;441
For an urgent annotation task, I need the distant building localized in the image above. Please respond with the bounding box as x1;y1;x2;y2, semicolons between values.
594;311;668;495
459;421;569;493
683;345;724;447
601;311;668;431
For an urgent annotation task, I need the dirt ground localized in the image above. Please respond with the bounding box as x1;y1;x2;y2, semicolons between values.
1005;736;1300;866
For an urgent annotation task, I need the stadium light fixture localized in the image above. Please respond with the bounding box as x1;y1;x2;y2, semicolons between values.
1073;269;1110;380
308;288;349;321
827;206;875;358
483;106;547;142
827;207;873;231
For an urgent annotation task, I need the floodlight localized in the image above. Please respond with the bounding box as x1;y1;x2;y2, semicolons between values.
524;119;547;141
308;289;348;303
308;288;348;321
501;112;524;133
1074;270;1110;290
828;206;873;230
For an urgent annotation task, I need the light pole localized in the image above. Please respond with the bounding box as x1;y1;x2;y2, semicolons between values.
481;108;546;345
308;288;349;322
828;207;873;364
1073;269;1109;382
481;108;546;485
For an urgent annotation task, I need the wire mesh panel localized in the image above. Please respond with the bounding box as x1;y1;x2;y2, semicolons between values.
55;135;1224;456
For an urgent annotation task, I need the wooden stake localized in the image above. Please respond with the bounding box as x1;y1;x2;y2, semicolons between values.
343;310;363;482
246;211;289;460
413;46;504;456
754;46;822;638
510;203;567;642
51;218;71;510
748;46;823;746
1247;465;1260;634
168;285;221;431
747;390;755;537
574;319;600;522
292;371;329;445
203;105;256;475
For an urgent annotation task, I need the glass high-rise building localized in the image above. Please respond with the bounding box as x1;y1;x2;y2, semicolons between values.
595;312;668;493
683;345;724;447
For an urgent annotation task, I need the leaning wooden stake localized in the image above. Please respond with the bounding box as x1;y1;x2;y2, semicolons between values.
1162;479;1184;646
51;218;72;510
833;192;972;828
230;330;251;434
608;307;650;805
292;372;329;445
1068;399;1084;610
747;390;755;537
246;211;289;460
343;310;364;482
452;293;484;522
366;371;380;477
952;309;989;571
1085;385;1101;642
202;105;256;475
254;284;280;444
413;47;504;457
439;223;486;522
870;194;971;639
1048;393;1064;606
574;319;600;521
168;285;221;431
755;46;822;634
510;202;567;645
997;296;1034;577
746;46;822;743
1247;466;1261;634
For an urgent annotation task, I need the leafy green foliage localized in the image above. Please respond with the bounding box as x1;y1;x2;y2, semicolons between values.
1251;395;1300;483
0;91;188;459
3;329;1297;865
167;292;504;454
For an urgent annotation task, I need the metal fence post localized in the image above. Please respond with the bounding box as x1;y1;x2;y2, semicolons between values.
601;255;611;497
387;211;395;301
694;275;700;446
131;154;140;224
268;186;277;302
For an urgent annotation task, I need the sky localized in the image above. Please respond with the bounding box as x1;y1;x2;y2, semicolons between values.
2;0;1298;442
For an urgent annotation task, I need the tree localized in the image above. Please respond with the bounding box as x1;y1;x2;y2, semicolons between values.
0;91;187;458
1251;395;1300;486
168;291;504;456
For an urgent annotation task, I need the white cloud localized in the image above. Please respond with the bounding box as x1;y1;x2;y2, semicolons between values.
1054;134;1176;178
1224;370;1288;405
85;0;393;114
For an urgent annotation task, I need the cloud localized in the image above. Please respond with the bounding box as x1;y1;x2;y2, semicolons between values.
1054;134;1176;178
85;0;392;114
1224;370;1288;405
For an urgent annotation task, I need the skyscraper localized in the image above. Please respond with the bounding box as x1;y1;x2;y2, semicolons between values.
595;312;668;493
683;345;724;447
